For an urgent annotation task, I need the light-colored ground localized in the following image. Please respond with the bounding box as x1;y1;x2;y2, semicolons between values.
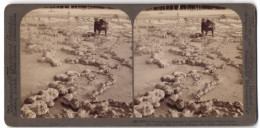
20;8;244;118
20;8;132;114
135;9;240;20
134;9;243;116
25;8;130;19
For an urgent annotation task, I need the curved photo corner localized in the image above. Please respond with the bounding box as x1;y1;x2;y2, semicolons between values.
20;5;133;118
133;5;243;118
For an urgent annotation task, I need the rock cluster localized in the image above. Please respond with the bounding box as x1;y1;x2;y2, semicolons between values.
135;44;161;56
21;69;131;118
81;69;98;81
22;101;49;118
167;94;185;110
63;50;131;69
133;65;243;118
143;74;243;118
53;69;116;100
61;46;82;55
21;88;59;118
146;53;169;68
65;57;80;64
110;51;132;68
24;41;54;54
160;72;186;84
172;57;221;75
169;45;242;75
187;70;203;82
134;89;165;117
51;68;116;100
220;56;242;69
60;40;95;55
206;54;215;60
155;83;180;96
90;75;116;98
166;99;243;117
49;81;70;95
39;27;59;37
192;80;220;99
133;16;243;118
53;70;80;84
38;51;62;67
61;94;82;109
21;15;133;118
148;31;170;38
169;47;201;58
185;58;209;67
48;100;132;118
100;53;109;59
79;57;108;69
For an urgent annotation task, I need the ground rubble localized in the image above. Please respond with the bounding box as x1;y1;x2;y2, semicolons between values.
146;52;169;68
166;97;243;117
134;70;243;118
134;44;162;56
21;88;59;118
134;89;165;117
37;50;62;67
62;48;132;69
21;13;133;119
21;70;132;118
23;38;54;54
134;82;243;118
54;99;133;118
134;13;243;118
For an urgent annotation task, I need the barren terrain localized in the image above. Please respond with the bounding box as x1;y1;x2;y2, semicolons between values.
20;8;133;118
20;8;244;118
134;9;243;117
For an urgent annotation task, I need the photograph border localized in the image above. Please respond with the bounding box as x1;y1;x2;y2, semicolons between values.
4;4;257;126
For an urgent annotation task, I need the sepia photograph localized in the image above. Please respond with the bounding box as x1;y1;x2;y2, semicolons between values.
20;6;133;118
3;3;257;126
134;5;243;118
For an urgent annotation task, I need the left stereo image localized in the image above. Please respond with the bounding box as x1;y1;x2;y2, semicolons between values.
20;6;133;118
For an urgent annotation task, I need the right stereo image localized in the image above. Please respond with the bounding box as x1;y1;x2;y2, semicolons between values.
134;5;243;118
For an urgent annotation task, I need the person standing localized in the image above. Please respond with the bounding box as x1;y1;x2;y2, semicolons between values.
94;17;99;34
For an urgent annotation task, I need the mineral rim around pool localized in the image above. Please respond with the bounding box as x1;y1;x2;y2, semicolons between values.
20;8;133;118
134;9;243;117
